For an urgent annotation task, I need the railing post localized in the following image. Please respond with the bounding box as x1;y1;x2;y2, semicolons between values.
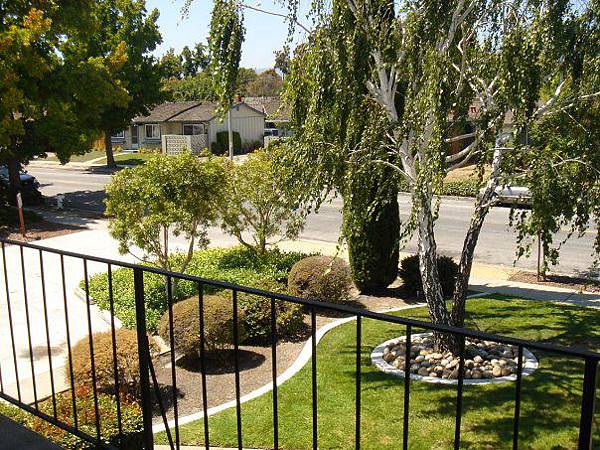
134;268;154;449
578;357;598;450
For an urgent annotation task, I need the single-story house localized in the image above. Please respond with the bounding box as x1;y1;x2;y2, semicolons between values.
243;96;292;142
111;101;266;155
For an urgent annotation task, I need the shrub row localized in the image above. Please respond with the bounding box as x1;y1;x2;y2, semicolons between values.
398;177;482;197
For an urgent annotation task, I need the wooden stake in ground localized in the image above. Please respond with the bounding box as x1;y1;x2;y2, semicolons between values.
16;192;26;237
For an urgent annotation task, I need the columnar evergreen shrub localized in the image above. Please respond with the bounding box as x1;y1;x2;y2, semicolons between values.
344;189;400;293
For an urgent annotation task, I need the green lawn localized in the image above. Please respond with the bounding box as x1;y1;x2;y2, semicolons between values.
41;149;107;162
158;296;600;449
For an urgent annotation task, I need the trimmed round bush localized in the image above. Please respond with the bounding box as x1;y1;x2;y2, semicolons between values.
238;279;305;342
69;329;156;396
288;256;353;303
158;295;248;359
398;254;459;298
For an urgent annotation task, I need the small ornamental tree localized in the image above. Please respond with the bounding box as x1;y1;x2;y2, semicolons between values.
219;146;305;254
105;152;226;273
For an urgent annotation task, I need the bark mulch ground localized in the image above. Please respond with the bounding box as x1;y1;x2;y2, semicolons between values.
509;270;600;293
152;285;419;423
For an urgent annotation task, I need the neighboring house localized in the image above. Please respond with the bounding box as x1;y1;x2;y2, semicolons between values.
111;101;266;155
243;96;292;144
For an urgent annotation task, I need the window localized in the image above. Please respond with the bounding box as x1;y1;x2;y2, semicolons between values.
182;123;205;135
145;124;160;140
111;130;125;140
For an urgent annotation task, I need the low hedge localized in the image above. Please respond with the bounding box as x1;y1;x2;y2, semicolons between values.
398;177;482;197
0;388;143;449
85;246;310;333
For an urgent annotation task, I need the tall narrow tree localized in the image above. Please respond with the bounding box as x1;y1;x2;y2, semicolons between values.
207;0;245;159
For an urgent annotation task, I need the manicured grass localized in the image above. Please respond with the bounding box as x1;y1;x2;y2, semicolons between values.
158;296;600;449
41;150;107;163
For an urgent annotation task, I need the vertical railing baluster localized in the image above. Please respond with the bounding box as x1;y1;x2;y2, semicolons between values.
167;276;180;450
311;307;318;450
270;297;279;450
512;345;523;450
60;255;78;430
83;259;101;441
2;242;21;402
577;357;598;450
355;315;362;450
197;282;210;449
107;264;123;436
232;289;243;450
20;245;38;409
39;250;57;419
403;325;412;450
133;268;154;449
454;335;466;450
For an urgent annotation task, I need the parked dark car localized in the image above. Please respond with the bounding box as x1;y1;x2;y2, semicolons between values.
0;166;43;205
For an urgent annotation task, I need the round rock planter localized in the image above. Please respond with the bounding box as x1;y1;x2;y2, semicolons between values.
371;332;538;385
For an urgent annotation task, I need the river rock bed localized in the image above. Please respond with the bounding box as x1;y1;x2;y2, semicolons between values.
381;334;520;380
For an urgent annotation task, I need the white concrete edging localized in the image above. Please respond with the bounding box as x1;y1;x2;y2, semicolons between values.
152;303;428;433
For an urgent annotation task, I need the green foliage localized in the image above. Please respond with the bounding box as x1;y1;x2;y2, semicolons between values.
288;256;353;304
208;0;245;119
212;131;241;155
399;254;459;298
2;389;143;449
163;71;215;102
105;152;227;272
237;278;305;342
159;295;247;358
69;329;157;396
0;2;129;166
86;246;310;332
87;0;163;156
440;179;482;198
219;147;306;253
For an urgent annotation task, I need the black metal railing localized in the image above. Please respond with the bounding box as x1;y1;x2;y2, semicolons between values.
0;238;598;449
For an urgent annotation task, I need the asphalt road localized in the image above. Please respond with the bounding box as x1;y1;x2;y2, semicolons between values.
27;165;598;276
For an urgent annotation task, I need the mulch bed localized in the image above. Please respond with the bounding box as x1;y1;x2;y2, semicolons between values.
0;220;84;242
509;270;600;293
152;289;416;423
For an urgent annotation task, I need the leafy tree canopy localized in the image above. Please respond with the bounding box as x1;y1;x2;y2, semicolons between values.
105;152;227;273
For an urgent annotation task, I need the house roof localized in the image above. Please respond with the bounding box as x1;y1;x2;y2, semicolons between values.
243;96;290;121
133;101;265;124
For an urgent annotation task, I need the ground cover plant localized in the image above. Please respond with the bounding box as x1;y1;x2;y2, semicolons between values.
85;246;310;332
160;296;600;449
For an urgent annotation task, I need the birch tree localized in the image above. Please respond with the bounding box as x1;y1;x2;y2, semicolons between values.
281;0;600;351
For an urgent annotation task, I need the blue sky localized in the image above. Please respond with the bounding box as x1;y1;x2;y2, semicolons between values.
146;0;310;69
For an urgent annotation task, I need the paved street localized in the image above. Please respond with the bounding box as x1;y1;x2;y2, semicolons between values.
27;165;598;276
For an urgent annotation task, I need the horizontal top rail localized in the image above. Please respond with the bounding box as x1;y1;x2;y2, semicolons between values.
3;238;600;361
